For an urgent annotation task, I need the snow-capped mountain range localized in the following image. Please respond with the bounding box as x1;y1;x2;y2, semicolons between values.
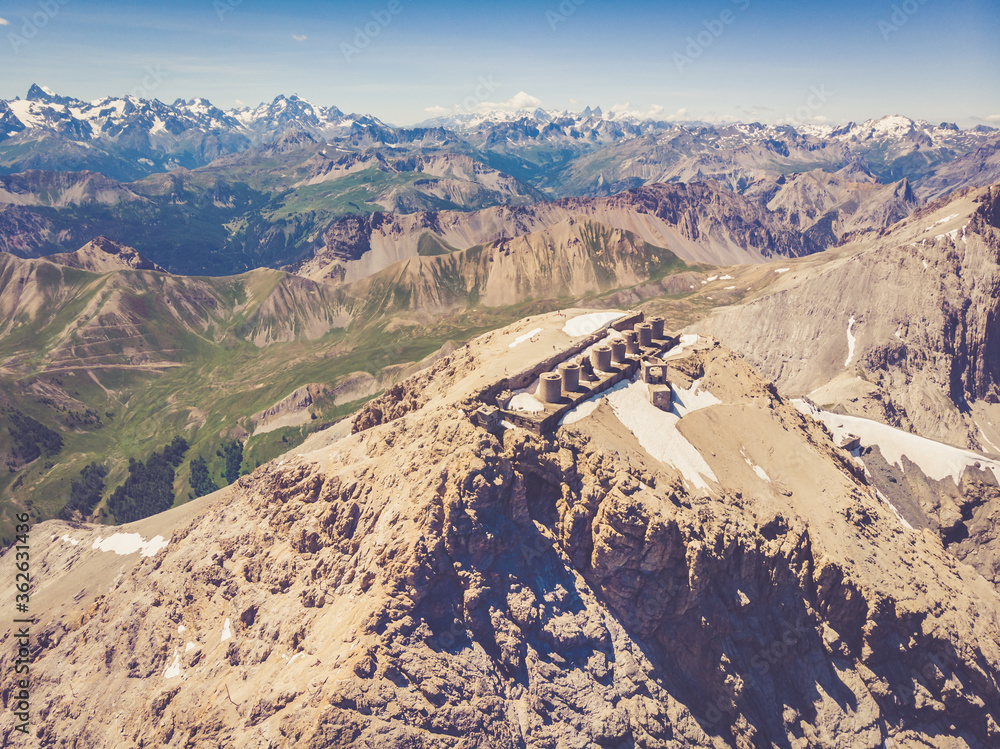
1;84;999;215
2;84;995;165
1;84;389;145
417;105;994;149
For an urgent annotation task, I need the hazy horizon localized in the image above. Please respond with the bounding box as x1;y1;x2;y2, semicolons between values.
1;0;998;128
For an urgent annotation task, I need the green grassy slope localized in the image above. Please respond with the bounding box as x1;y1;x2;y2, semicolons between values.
0;217;722;544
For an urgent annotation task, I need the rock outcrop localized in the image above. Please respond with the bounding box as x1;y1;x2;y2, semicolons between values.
46;236;166;273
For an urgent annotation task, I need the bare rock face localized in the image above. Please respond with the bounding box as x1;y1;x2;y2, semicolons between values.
304;182;823;284
47;235;167;273
350;381;426;433
764;166;917;245
696;185;1000;451
3;337;1000;748
917;136;1000;201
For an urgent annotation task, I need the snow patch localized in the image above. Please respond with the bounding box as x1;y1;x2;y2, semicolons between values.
606;379;718;490
793;400;1000;486
741;448;771;482
927;212;959;229
186;642;195;652
177;625;186;634
164;647;182;679
671;378;721;417
724;286;736;290
7;99;47;128
509;393;544;413
91;533;168;557
774;268;790;274
662;334;700;358
221;618;233;642
844;316;857;367
719;274;734;280
978;425;1000;454
562;312;622;337
560;396;602;426
509;328;543;348
60;534;80;546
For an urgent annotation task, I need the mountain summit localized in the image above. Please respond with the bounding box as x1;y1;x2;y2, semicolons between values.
46;236;167;273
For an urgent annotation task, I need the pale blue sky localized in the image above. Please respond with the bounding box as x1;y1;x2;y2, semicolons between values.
1;0;997;127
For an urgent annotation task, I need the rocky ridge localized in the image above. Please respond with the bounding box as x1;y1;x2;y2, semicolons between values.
46;236;166;274
299;182;823;284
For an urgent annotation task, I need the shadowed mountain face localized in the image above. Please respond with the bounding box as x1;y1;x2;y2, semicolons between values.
0;148;547;275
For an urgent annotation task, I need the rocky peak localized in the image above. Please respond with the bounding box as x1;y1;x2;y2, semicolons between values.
26;83;75;106
48;236;167;273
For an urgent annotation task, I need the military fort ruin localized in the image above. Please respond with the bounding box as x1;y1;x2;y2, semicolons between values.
473;311;686;435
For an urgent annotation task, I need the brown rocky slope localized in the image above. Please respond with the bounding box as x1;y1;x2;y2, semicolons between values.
2;317;1000;747
297;181;824;283
695;184;1000;452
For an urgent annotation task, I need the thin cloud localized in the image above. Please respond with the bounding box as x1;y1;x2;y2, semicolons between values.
609;102;666;120
292;34;307;41
774;114;830;126
423;92;542;117
0;17;9;25
691;113;739;125
475;91;542;112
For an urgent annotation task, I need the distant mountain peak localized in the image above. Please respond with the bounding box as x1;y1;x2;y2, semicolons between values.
26;83;76;106
47;236;167;273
